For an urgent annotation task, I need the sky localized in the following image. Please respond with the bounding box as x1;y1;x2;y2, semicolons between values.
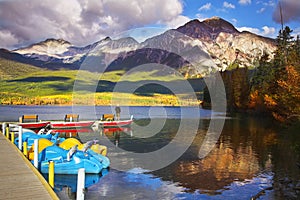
0;0;299;50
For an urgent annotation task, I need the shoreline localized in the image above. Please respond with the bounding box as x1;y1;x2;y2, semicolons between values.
0;101;203;107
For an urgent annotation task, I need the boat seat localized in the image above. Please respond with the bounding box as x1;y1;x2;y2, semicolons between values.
102;114;114;121
65;114;79;122
21;115;39;123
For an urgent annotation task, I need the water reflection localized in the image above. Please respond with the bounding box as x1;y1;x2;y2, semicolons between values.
85;169;188;199
99;127;133;146
52;127;95;138
44;169;109;200
100;127;133;136
150;117;299;199
62;117;300;199
171;144;261;192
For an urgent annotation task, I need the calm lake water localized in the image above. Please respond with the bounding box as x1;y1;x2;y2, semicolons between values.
1;105;299;199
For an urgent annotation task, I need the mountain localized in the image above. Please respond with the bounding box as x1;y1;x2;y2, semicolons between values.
0;17;277;75
14;38;72;60
177;17;239;40
176;17;276;70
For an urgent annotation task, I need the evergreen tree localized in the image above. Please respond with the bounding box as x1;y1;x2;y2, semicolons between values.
274;26;294;66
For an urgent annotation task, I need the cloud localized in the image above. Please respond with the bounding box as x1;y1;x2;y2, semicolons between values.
0;0;185;49
263;1;276;7
257;7;266;13
256;1;275;14
231;18;238;26
195;13;207;22
0;30;19;48
272;0;300;24
238;0;251;5
237;26;276;37
165;15;191;28
261;26;276;36
238;27;261;34
198;3;212;11
223;2;235;9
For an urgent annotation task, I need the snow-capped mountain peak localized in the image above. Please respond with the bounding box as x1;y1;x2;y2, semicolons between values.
14;38;72;58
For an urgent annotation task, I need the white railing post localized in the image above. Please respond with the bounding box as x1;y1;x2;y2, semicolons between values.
2;123;6;135
76;168;85;200
18;126;23;150
34;139;39;168
8;124;19;132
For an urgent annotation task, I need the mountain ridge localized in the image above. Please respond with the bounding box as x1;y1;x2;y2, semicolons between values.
0;17;277;75
177;17;240;40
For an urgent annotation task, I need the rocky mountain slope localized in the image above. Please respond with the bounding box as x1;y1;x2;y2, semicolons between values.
176;17;276;70
0;17;277;76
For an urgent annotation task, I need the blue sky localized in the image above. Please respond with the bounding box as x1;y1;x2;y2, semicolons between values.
0;0;299;49
181;0;299;37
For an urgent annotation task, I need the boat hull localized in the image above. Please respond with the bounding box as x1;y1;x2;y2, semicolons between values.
18;122;50;129
98;119;133;127
39;156;103;174
50;121;95;129
38;145;108;174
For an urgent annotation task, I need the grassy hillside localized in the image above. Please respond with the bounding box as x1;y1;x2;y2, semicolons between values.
0;58;203;106
0;58;43;79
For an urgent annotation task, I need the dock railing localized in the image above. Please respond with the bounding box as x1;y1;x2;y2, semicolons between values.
1;122;87;199
3;123;23;150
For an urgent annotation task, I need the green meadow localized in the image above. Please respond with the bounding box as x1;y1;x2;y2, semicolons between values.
0;58;203;106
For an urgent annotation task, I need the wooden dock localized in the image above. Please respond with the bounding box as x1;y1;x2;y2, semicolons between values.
0;132;59;200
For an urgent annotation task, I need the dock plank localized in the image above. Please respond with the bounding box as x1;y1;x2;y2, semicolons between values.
0;133;59;200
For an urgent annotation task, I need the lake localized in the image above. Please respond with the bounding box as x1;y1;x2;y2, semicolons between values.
0;105;299;199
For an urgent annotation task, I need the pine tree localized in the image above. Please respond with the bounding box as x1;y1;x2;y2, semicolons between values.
274;26;294;66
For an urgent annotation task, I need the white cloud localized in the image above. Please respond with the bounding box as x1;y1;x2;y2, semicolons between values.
165;15;191;28
238;27;260;34
257;7;265;13
223;2;235;9
231;18;238;26
256;0;275;10
237;26;276;38
198;3;212;11
238;0;251;5
263;1;275;7
256;1;274;15
0;0;185;49
195;13;207;21
261;26;276;36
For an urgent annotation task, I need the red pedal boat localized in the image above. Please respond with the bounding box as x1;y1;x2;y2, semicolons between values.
50;121;95;129
98;119;133;128
18;121;51;129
